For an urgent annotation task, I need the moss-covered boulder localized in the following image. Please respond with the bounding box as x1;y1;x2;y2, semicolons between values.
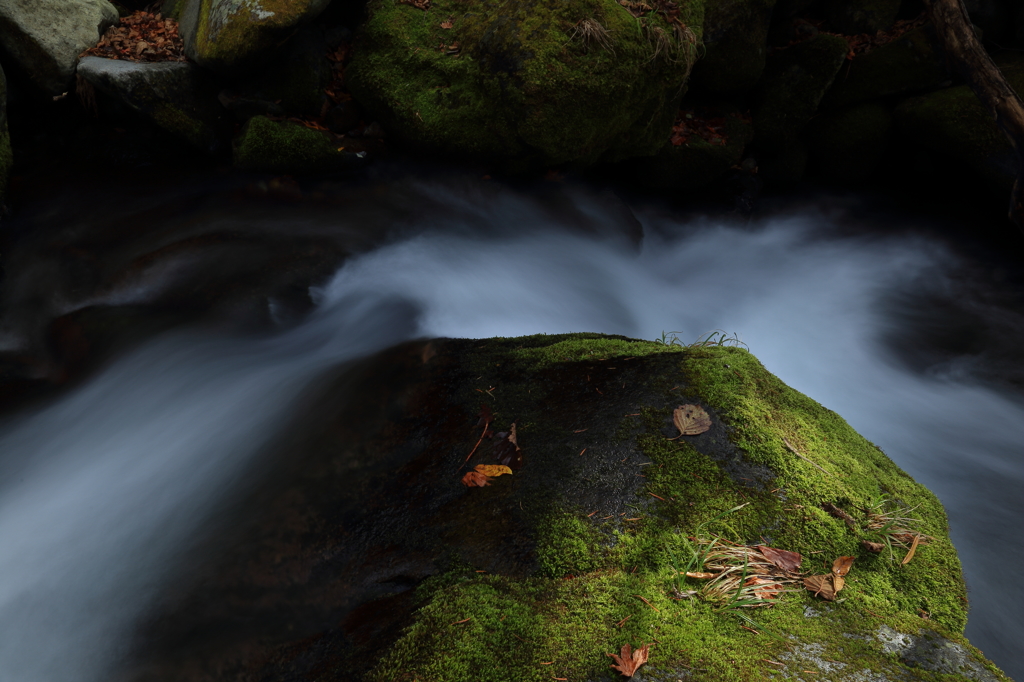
614;108;754;190
177;0;331;74
753;34;849;154
822;25;948;110
823;0;901;35
124;334;1008;682
807;101;892;183
76;56;227;153
690;0;776;94
893;53;1024;191
0;63;11;208
346;0;704;169
233;114;367;174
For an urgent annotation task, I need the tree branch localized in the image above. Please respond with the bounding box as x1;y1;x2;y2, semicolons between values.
925;0;1024;234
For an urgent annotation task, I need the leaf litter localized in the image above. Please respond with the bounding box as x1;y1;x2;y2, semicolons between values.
607;643;650;677
81;10;186;62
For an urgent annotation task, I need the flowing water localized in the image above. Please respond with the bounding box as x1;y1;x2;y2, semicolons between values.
0;175;1021;680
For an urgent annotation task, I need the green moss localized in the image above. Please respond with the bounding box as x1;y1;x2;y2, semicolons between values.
357;334;1004;680
348;0;704;168
893;53;1024;190
233;115;359;174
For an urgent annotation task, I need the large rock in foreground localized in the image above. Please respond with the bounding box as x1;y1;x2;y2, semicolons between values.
126;334;1008;682
0;0;118;95
347;0;704;169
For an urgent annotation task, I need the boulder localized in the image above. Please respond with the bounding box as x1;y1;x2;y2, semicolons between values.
347;0;705;169
119;334;1009;682
76;56;226;153
823;0;901;35
0;0;118;95
752;34;849;154
893;53;1024;191
177;0;331;75
615;108;754;190
233;114;367;174
807;101;893;183
690;0;776;94
821;25;949;110
0;63;10;207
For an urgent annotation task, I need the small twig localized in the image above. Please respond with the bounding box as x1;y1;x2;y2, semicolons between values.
633;594;660;612
783;438;831;476
462;416;493;465
616;615;631;628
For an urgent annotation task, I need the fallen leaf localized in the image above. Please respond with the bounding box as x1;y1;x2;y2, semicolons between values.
758;545;802;572
672;404;711;437
474;464;512;477
747;576;784;600
684;571;716;579
440;19;453;28
832;556;855;576
861;540;884;554
901;533;921;565
493;423;523;470
607;643;650;677
803;574;837;601
461;471;491;487
832;574;845;592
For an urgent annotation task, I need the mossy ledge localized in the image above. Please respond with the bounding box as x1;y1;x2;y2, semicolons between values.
358;334;1004;681
131;333;1007;681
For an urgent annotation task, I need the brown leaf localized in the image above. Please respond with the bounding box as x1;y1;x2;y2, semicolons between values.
460;471;491;487
474;464;511;478
861;540;884;554
607;643;650;677
832;556;855;576
747;576;784;600
440;19;453;28
493;423;523;470
803;574;837;601
901;533;921;565
672;404;711;437
832;574;845;592
758;545;802;572
684;571;716;579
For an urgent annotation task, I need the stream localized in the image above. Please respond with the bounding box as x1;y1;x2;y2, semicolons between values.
0;171;1021;680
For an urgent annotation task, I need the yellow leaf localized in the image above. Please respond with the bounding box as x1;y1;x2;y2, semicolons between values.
901;533;921;565
684;571;715;579
474;464;512;477
672;404;711;437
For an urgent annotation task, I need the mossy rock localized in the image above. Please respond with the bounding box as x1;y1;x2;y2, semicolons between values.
177;0;332;74
758;139;808;189
823;0;901;35
232;115;366;174
753;34;849;154
77;56;227;153
893;53;1024;191
822;25;948;110
807;101;892;183
614;109;754;190
346;0;705;169
124;334;1008;682
690;0;776;94
0;63;10;207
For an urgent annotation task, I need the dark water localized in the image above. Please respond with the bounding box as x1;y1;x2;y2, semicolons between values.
0;174;1021;680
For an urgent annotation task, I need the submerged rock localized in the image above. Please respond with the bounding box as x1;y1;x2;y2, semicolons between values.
176;0;331;74
122;334;1009;682
76;56;226;153
347;0;704;169
0;0;118;95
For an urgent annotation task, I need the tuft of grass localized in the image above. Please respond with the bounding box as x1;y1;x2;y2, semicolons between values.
569;18;614;53
653;329;748;349
864;497;932;562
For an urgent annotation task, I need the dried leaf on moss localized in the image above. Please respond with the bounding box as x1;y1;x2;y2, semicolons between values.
803;574;842;601
757;545;802;572
861;540;884;553
607;643;650;677
461;471;491;487
685;571;716;579
474;464;512;478
832;556;855;576
901;533;922;565
671;404;711;437
493;423;523;470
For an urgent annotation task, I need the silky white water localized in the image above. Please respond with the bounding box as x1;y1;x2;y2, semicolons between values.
0;187;1021;679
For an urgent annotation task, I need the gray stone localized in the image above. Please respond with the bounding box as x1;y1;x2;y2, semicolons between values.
0;0;118;95
76;56;226;152
901;630;1000;681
